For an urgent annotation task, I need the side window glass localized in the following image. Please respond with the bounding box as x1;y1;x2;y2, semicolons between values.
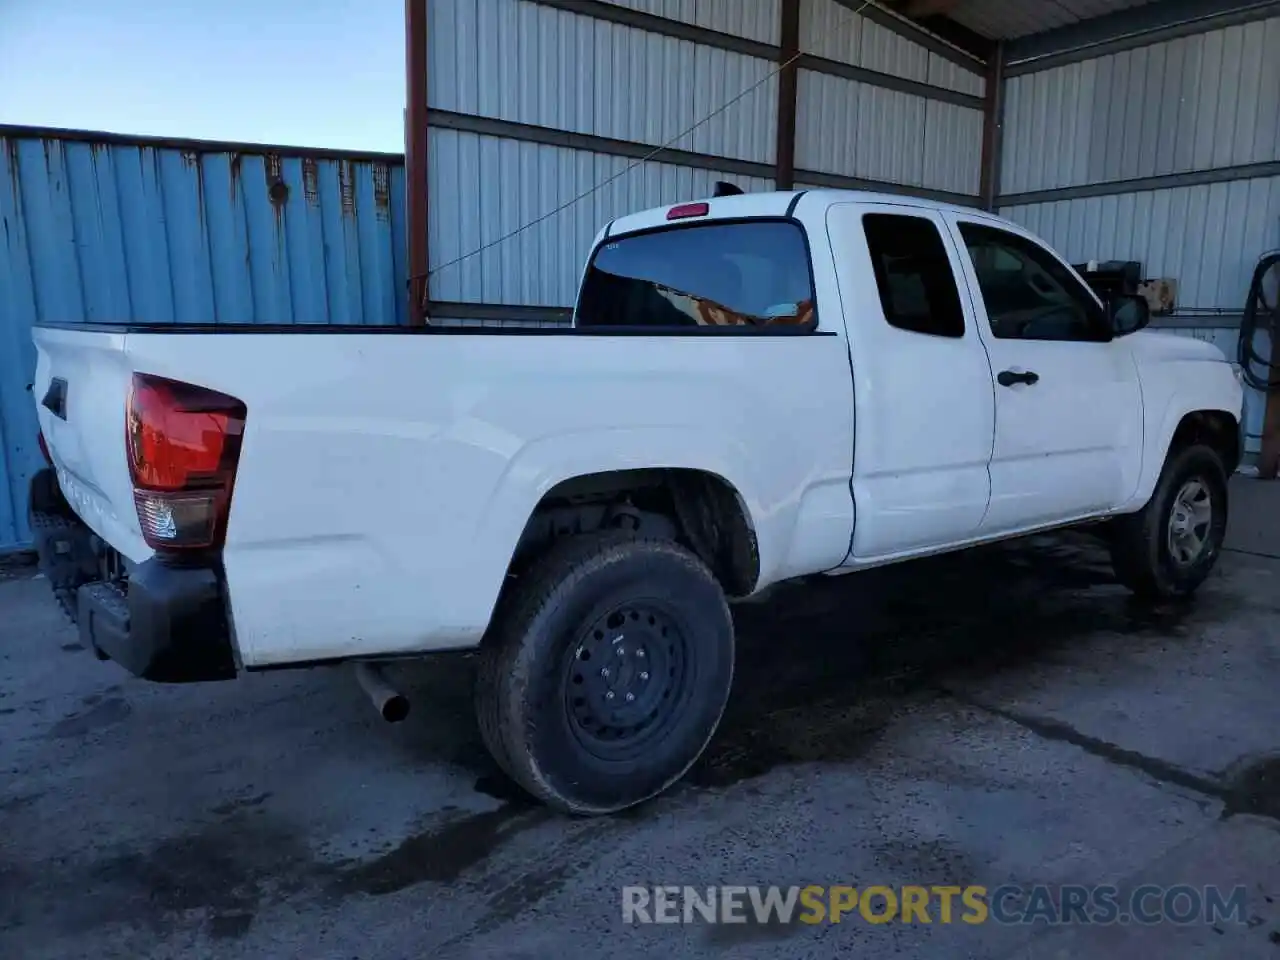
958;223;1106;342
862;214;965;338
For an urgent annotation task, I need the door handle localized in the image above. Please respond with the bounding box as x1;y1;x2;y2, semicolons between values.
997;369;1040;387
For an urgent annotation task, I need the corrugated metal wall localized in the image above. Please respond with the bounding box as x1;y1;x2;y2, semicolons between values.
424;0;987;317
603;0;782;44
794;71;984;195
794;0;984;197
428;0;779;165
1002;178;1280;311
799;0;984;96
998;15;1280;310
0;129;407;551
997;14;1280;467
1001;16;1280;195
428;129;774;309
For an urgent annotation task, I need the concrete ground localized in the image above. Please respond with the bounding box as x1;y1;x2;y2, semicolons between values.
3;479;1280;959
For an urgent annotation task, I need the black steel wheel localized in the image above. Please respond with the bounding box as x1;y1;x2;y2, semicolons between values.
562;601;693;762
475;533;735;815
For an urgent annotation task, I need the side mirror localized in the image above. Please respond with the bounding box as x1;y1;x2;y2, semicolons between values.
1110;294;1150;336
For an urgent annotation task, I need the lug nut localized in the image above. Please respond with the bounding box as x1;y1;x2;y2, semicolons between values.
617;647;626;656
605;691;615;701
640;671;649;681
636;649;646;659
625;693;635;702
600;667;610;678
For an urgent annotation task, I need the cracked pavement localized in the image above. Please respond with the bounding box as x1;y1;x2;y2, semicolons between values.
2;478;1280;958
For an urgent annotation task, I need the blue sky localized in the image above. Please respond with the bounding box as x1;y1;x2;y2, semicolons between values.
0;0;406;151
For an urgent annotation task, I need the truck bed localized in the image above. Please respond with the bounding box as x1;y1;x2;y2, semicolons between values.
31;320;856;668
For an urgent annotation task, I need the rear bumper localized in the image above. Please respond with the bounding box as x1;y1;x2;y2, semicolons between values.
29;468;238;683
78;561;237;683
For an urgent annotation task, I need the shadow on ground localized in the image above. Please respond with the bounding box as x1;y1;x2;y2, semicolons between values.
385;531;1231;799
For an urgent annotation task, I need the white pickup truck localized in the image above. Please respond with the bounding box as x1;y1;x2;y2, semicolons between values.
30;188;1243;814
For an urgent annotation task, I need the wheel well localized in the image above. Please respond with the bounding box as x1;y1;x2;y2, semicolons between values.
1170;410;1240;474
509;468;760;597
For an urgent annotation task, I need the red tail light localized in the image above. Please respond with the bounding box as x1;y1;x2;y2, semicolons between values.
126;373;246;552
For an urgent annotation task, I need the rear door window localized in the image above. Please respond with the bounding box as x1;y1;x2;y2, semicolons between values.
576;220;816;330
862;213;966;338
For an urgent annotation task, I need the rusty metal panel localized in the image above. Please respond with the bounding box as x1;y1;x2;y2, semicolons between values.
598;0;782;43
0;129;407;551
1001;15;1280;194
428;0;778;165
795;69;983;194
427;127;774;307
800;0;986;96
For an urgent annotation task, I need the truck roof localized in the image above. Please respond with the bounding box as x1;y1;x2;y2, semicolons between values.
605;189;1005;240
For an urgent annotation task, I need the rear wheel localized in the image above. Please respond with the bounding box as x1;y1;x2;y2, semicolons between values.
475;533;734;815
1109;443;1229;599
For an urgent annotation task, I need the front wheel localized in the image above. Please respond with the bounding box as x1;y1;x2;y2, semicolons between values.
475;533;735;815
1109;443;1229;599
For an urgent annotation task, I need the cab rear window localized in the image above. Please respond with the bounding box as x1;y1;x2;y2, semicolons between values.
575;220;816;331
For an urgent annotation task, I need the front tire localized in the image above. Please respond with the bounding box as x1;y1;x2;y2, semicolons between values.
1110;443;1229;599
475;533;735;815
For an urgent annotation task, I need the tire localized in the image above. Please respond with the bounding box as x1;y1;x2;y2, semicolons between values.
1109;443;1229;599
475;532;735;815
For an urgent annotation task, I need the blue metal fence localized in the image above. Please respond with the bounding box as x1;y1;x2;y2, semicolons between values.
0;127;408;551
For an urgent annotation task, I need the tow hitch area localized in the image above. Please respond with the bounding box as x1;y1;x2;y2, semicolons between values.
27;468;98;623
27;467;239;684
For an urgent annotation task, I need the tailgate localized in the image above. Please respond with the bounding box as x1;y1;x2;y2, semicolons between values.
32;326;152;563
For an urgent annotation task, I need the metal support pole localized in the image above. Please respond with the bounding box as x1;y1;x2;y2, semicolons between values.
979;41;1005;211
774;0;801;191
405;0;430;325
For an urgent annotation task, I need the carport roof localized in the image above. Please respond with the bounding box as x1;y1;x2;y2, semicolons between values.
943;0;1161;39
864;0;1279;71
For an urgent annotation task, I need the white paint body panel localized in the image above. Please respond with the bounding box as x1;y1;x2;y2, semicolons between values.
942;212;1146;533
824;201;995;559
32;190;1244;668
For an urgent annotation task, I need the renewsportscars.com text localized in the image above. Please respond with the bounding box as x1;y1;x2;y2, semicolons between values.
621;884;1249;927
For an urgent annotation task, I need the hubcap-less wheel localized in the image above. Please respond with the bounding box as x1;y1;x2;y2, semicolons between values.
563;603;690;762
1167;478;1213;566
476;533;735;814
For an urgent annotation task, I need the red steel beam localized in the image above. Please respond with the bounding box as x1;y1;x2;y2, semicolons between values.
979;40;1005;211
405;0;430;326
774;0;801;191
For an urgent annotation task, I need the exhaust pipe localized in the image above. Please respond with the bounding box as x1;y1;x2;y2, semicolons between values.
354;663;410;723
